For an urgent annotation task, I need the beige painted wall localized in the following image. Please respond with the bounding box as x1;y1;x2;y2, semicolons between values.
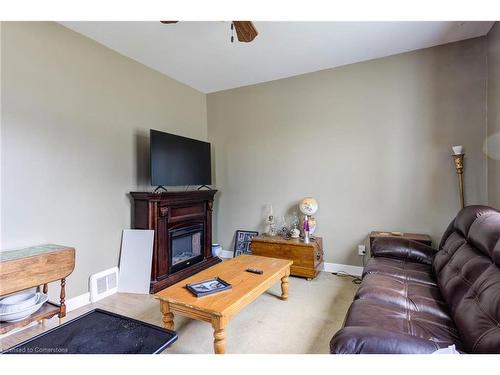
1;22;207;298
0;22;494;299
487;23;500;208
207;37;488;266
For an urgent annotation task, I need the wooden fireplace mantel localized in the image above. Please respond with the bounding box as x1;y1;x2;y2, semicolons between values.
130;190;221;293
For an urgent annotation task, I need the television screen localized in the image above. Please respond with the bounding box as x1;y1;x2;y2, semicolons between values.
150;129;211;187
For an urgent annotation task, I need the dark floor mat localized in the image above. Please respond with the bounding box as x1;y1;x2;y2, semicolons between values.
3;308;177;354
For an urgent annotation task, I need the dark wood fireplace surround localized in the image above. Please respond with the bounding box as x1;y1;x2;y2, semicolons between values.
130;190;221;293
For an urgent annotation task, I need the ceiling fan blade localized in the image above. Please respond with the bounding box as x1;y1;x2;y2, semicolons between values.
160;21;179;24
233;21;258;42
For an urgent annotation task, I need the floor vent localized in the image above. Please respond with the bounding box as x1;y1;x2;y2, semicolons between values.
90;267;119;303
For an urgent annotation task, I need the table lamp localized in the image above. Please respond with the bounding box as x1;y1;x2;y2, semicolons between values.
299;197;318;244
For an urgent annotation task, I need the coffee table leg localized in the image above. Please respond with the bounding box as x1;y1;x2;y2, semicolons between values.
160;301;175;330
211;316;227;354
281;270;290;300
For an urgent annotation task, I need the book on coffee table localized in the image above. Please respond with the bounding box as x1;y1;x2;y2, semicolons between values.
186;277;232;297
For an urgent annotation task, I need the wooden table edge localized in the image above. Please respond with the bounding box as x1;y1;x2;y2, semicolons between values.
0;246;75;263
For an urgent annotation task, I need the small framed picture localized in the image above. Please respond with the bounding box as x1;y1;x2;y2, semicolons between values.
186;277;232;297
233;230;259;257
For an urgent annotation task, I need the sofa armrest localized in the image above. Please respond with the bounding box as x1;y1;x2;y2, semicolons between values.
330;327;440;354
371;237;437;265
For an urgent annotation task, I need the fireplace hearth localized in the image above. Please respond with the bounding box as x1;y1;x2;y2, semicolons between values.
130;190;221;293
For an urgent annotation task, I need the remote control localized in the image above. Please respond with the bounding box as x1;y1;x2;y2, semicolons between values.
246;268;263;275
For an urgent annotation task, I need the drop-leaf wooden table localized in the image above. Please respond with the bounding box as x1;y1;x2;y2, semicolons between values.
0;244;75;335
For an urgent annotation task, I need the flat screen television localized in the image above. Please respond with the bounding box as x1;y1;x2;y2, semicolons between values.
150;129;211;187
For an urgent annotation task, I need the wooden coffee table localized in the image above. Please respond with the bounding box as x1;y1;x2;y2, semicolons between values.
154;254;292;354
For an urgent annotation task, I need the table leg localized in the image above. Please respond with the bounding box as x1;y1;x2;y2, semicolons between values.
211;316;227;354
58;278;66;318
160;301;175;330
281;271;290;300
43;283;48;294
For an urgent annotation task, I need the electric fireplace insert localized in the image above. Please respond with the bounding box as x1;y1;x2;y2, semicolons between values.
169;224;204;274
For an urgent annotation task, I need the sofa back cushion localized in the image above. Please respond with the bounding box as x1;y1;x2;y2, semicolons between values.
433;206;500;353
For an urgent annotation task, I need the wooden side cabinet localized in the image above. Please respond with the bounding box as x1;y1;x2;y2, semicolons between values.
250;235;323;280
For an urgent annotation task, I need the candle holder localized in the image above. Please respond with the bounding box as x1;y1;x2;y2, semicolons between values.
452;153;465;209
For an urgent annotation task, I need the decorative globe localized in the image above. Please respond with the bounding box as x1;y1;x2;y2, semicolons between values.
299;197;318;216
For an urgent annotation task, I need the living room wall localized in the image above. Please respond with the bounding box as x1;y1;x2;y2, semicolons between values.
1;22;495;299
488;23;500;208
0;22;207;299
207;37;489;267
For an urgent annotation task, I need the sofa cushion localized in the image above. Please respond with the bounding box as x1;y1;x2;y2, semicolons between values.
370;237;437;265
433;206;500;353
343;299;463;350
453;264;500;353
434;234;493;313
452;205;495;239
355;273;452;321
363;257;436;286
330;326;442;354
467;211;500;265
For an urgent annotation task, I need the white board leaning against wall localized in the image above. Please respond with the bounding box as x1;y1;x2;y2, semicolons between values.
118;229;154;294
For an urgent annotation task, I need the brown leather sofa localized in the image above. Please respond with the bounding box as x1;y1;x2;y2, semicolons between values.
330;205;500;354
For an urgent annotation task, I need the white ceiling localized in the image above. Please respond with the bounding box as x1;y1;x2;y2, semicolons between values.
60;21;494;93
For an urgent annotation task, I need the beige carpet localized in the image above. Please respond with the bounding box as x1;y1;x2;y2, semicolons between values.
1;272;358;354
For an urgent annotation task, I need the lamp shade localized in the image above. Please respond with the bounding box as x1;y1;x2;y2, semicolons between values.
299;197;318;216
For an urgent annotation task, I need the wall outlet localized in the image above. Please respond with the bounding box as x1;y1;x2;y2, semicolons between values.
358;245;366;256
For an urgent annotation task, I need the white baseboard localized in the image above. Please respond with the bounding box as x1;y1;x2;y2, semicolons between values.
48;292;91;313
219;249;363;277
323;262;363;277
65;292;91;312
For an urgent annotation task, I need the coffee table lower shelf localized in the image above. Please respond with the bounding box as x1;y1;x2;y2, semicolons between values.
0;302;60;335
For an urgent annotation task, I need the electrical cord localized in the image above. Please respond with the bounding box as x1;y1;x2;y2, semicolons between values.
332;248;367;285
332;271;362;285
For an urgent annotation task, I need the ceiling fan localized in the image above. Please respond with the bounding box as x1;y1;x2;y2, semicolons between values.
160;21;259;43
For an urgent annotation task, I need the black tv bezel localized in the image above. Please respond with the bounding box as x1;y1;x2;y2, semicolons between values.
149;129;212;187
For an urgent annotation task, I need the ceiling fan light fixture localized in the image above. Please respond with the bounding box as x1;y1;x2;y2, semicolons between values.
233;21;258;43
159;20;259;43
